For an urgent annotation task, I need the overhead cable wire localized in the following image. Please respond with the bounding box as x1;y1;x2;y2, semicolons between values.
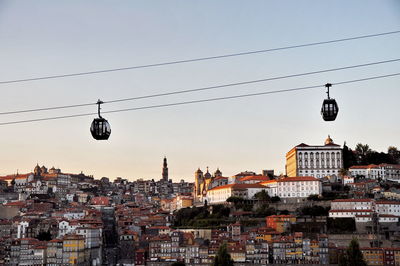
1;58;399;116
0;30;399;85
0;72;399;126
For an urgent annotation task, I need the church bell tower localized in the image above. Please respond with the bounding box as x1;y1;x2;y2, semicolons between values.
162;157;168;181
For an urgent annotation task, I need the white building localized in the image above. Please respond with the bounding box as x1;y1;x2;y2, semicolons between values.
342;176;354;185
62;210;85;220
329;199;400;220
58;220;79;237
349;164;400;181
286;136;343;179
206;184;266;204
355;215;399;223
275;176;322;198
76;226;102;248
331;199;373;211
17;220;29;238
376;200;400;215
259;180;278;197
329;209;373;218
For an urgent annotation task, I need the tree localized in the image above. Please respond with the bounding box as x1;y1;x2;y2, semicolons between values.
339;238;367;266
254;204;276;217
300;206;329;216
254;190;270;201
355;143;372;164
307;194;320;201
388;146;400;163
226;196;243;204
36;231;52;241
343;142;357;168
327;218;356;233
171;262;185;266
213;243;234;266
271;196;281;203
339;168;348;177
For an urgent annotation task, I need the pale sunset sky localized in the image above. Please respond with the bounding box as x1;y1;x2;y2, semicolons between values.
0;1;399;181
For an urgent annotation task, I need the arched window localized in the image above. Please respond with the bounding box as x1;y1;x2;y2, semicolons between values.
310;153;314;168
331;152;335;168
304;152;308;168
336;152;341;168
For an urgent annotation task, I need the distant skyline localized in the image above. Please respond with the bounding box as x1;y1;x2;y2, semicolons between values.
0;1;399;181
1;135;395;181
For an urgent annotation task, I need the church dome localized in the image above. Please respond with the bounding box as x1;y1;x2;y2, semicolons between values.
214;168;222;177
34;164;41;176
195;168;203;174
325;135;334;145
40;165;48;174
204;167;212;178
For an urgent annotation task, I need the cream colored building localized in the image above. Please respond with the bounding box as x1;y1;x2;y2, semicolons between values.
206;183;266;204
286;136;343;179
276;176;322;198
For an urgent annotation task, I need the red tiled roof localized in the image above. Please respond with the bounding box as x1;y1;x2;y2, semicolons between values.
90;196;110;206
148;226;170;230
239;175;270;182
332;199;372;202
0;173;32;180
277;176;319;182
376;201;400;205
3;201;26;207
267;214;295;218
349;164;379;169
259;180;278;185
329;209;372;213
208;183;266;191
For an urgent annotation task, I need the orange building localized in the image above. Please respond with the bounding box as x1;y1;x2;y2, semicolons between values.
361;247;384;266
266;215;296;233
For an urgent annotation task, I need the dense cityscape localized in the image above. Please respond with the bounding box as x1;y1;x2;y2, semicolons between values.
0;136;400;265
1;2;399;266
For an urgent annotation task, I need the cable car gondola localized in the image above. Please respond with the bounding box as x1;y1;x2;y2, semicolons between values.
321;83;339;121
90;100;111;140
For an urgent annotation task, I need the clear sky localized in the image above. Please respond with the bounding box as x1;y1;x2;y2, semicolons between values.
0;1;399;181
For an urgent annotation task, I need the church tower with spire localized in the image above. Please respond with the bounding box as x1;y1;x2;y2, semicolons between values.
162;157;168;181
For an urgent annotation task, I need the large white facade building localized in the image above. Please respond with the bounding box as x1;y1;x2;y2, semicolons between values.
286;136;343;179
260;176;322;198
276;176;322;198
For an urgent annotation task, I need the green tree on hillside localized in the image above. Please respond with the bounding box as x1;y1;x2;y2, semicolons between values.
388;146;400;163
213;243;234;266
171;262;185;266
254;190;270;201
355;143;372;164
339;238;367;266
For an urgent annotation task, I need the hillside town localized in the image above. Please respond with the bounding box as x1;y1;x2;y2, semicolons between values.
1;136;400;265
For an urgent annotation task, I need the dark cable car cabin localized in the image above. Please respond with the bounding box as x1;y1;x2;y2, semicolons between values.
321;83;339;121
90;100;111;140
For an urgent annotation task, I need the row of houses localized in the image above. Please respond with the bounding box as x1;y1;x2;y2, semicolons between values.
2;234;98;266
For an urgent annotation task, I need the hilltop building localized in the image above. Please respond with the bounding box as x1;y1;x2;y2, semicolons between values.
194;167;227;204
286;135;343;179
349;163;400;181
